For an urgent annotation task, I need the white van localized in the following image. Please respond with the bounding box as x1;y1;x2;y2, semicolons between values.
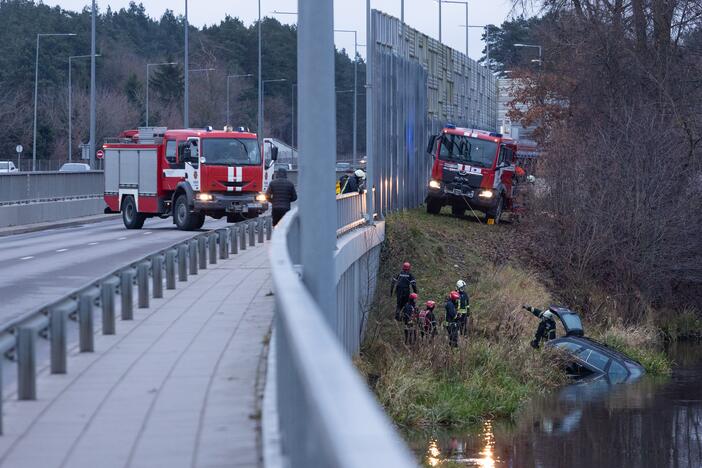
0;161;18;173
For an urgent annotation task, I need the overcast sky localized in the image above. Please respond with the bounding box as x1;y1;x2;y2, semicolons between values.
47;1;515;60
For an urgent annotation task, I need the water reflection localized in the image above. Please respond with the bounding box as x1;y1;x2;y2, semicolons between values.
409;344;702;467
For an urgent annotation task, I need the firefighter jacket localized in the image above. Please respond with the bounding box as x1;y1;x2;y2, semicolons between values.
444;299;459;325
390;272;418;296
458;290;470;315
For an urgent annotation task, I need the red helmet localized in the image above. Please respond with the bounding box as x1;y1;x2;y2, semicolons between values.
449;291;460;301
425;300;436;309
409;293;418;300
402;262;411;271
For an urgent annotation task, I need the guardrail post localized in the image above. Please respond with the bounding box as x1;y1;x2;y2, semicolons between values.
189;241;199;275
152;255;163;299
165;249;176;290
240;223;247;250
121;270;134;320
208;234;218;264
266;216;272;240
50;305;68;373
101;281;116;335
137;263;149;309
248;221;255;247
17;326;36;400
198;237;208;269
230;226;239;254
257;218;265;243
178;244;188;281
79;293;94;352
219;230;229;259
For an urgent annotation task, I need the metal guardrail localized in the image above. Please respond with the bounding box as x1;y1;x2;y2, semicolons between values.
336;191;368;237
270;207;414;467
0;171;104;204
0;217;272;434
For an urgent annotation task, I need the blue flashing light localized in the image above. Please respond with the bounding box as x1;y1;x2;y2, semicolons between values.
489;132;503;138
445;123;457;129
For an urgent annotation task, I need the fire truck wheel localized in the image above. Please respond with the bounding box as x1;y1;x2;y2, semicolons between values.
486;195;504;224
451;205;465;218
426;198;442;215
193;214;206;230
122;196;145;229
174;194;200;231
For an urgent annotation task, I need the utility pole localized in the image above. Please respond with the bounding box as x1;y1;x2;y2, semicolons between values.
365;0;374;220
257;0;263;148
184;0;189;128
89;0;96;169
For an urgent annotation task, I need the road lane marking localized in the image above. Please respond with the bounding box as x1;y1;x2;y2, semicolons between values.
88;242;99;245
56;248;69;252
117;237;127;240
143;232;152;235
20;256;34;260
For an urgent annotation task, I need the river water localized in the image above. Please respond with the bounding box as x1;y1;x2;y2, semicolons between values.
408;344;702;467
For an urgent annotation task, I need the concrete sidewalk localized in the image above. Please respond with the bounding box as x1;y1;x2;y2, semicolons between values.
0;243;273;468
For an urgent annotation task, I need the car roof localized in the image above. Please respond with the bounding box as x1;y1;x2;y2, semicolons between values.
551;336;644;369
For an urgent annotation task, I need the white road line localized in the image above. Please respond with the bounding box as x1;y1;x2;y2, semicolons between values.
20;256;34;260
56;248;69;252
143;231;152;235
88;242;99;245
117;237;127;240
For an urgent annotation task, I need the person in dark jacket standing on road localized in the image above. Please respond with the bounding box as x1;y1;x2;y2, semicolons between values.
266;168;297;226
390;262;418;321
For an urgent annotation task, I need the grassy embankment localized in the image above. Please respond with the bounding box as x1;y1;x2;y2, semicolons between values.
357;208;671;429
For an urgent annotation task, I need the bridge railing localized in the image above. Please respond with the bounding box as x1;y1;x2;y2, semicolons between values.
0;171;104;205
335;191;368;236
0;217;270;434
268;203;414;467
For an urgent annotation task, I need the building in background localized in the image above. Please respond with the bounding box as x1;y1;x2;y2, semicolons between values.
497;78;538;146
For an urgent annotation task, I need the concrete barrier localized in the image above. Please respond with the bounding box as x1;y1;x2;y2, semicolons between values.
0;197;106;228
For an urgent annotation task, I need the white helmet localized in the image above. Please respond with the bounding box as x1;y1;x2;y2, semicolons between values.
456;279;466;290
354;169;366;179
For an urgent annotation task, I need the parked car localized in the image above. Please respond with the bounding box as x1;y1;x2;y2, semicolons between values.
274;163;293;172
335;162;352;172
0;161;18;173
59;163;91;172
546;307;645;381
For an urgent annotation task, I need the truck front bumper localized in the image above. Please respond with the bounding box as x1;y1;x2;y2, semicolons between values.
194;193;268;214
427;183;499;210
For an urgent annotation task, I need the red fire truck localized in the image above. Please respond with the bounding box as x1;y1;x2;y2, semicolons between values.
425;125;517;223
103;127;274;230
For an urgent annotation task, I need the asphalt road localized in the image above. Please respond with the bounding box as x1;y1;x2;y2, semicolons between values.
0;216;230;326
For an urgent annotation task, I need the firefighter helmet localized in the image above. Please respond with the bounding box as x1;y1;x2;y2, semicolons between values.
402;262;411;271
409;293;418;301
354;169;366;179
456;279;466;290
450;291;460;301
425;300;436;309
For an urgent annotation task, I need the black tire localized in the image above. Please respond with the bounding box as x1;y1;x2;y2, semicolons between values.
122;196;145;229
486;195;504;224
426;198;442;215
227;213;247;223
451;205;465;218
174;194;201;231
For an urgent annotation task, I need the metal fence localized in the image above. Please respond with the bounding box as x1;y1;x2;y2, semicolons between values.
0;217;271;434
270;207;413;467
0;171;104;204
336;191;368;236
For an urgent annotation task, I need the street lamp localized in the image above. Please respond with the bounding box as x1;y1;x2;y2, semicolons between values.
514;43;543;65
262;78;287;141
146;62;178;127
69;54;100;161
441;1;469;56
334;29;359;167
33;32;76;171
227;74;253;125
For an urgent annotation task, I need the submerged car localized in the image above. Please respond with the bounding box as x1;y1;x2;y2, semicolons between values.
545;307;645;381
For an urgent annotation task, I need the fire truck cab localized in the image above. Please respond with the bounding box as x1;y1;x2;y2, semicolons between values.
103;127;273;230
425;125;517;223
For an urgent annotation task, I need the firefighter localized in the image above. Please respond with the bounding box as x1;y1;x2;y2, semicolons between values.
418;300;438;341
390;262;418;321
266;167;298;226
456;279;470;336
522;304;557;348
402;293;419;345
445;291;460;348
340;169;366;194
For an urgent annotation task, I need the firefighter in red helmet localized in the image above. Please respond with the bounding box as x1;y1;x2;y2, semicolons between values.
390;262;418;321
402;292;419;345
445;290;460;348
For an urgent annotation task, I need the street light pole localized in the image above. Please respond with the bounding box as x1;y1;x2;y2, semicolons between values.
89;0;96;169
334;29;358;166
184;0;189;128
33;32;76;172
69;54;100;162
226;73;253;125
441;1;469;57
257;0;262;149
366;0;374;220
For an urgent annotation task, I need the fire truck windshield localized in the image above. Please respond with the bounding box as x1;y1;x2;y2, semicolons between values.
439;135;498;168
201;138;261;166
